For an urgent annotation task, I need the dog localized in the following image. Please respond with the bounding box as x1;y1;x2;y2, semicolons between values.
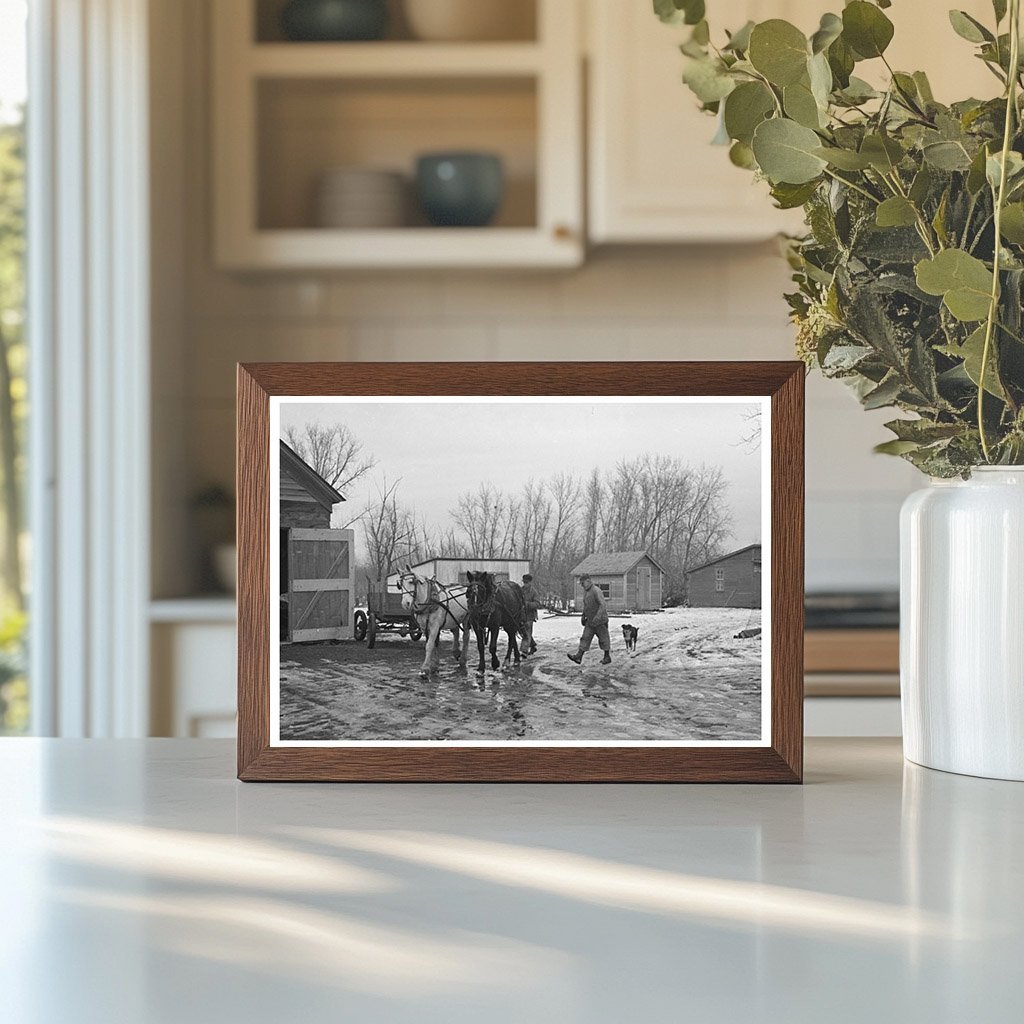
621;623;639;651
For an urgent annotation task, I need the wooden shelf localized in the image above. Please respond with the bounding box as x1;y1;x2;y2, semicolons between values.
249;42;544;79
212;0;582;269
218;226;580;270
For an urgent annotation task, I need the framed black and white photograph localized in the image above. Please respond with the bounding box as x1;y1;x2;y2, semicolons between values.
237;362;804;782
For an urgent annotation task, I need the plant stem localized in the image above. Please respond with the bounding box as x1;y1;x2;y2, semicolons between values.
979;0;1021;462
822;167;881;205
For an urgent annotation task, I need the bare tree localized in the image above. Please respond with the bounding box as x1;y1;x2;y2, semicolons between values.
362;476;410;581
735;408;762;451
284;421;376;493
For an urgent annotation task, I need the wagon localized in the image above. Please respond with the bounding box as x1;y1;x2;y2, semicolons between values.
353;576;423;648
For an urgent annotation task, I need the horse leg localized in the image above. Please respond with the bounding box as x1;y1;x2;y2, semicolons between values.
452;623;462;662
475;623;487;672
505;625;521;665
421;614;439;674
489;624;500;670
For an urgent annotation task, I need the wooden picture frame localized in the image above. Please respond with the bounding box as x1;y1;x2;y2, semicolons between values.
237;362;804;782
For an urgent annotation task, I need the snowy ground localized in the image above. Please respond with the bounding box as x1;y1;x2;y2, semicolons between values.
278;606;763;743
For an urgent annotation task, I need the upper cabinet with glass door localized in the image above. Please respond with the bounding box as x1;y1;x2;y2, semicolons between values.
586;0;998;244
212;0;583;269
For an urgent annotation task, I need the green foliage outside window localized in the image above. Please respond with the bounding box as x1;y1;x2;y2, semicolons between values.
0;110;27;732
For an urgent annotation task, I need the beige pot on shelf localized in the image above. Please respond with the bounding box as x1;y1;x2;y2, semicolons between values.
403;0;535;41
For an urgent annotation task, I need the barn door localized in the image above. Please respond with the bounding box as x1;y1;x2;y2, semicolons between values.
287;529;353;642
638;566;652;610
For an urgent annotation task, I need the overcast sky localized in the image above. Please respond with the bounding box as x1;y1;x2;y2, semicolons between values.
279;399;764;557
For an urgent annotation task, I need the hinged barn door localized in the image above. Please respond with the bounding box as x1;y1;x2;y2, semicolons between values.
287;529;353;642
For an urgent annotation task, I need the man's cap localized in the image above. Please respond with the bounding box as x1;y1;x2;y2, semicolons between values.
580;573;591;581
523;573;533;581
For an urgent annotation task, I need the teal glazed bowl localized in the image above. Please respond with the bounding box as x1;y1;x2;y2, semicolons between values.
415;152;505;227
280;0;388;42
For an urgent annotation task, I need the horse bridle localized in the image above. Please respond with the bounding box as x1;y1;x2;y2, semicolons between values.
401;571;464;618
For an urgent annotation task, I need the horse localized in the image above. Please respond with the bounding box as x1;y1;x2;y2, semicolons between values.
465;571;527;672
398;568;472;676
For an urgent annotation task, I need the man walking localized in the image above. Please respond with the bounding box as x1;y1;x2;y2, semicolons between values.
521;573;540;655
568;574;611;665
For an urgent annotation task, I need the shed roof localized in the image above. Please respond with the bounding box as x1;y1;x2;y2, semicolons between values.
686;543;761;575
280;441;344;509
570;551;665;576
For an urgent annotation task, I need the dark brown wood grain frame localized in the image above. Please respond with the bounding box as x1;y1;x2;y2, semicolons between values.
237;362;804;782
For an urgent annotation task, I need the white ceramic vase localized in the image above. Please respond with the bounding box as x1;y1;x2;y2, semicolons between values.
900;467;1024;780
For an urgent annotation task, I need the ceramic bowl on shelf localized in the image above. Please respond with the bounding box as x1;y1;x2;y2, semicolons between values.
315;167;407;229
280;0;388;42
402;0;534;41
414;152;504;227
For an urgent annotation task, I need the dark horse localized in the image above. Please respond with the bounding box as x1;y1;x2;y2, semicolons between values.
465;571;527;672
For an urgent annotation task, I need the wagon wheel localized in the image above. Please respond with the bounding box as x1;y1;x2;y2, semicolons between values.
353;610;368;642
409;617;423;642
367;611;378;649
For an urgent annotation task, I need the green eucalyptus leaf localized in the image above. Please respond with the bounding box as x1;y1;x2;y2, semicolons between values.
915;249;994;321
729;140;758;169
771;179;820;209
1000;203;1024;244
861;133;904;173
837;76;879;104
923;140;972;171
683;57;736;104
986;150;1024;190
842;1;895;59
724;20;755;52
814;146;872;170
723;81;775;144
993;0;1008;24
808;52;833;108
784;80;824;129
913;71;935;104
875;438;922;455
967;144;992;192
827;35;855;88
752;117;828;184
948;10;994;44
909;164;934;205
691;19;710;45
653;0;705;26
876;196;918;228
748;20;809;86
810;12;843;54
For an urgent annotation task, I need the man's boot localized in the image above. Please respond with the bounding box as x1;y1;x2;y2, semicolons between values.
601;652;612;665
567;651;583;664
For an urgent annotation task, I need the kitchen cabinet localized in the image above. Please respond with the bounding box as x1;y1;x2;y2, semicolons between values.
211;0;583;269
587;0;998;244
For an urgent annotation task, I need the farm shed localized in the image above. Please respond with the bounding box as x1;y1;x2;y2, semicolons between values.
569;551;664;613
279;441;354;642
386;557;531;594
685;544;762;609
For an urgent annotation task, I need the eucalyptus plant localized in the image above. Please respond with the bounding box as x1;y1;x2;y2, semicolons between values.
657;0;1024;475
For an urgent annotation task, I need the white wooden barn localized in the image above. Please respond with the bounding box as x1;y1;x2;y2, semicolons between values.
386;557;531;593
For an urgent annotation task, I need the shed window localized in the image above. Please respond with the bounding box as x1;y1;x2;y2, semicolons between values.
598;582;610;597
715;567;725;592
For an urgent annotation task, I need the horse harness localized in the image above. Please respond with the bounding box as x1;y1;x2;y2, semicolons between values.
403;574;465;623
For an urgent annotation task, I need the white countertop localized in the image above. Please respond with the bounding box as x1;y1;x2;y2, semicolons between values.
1;738;1020;1023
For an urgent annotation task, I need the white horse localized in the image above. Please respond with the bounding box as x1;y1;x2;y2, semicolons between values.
399;568;473;675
